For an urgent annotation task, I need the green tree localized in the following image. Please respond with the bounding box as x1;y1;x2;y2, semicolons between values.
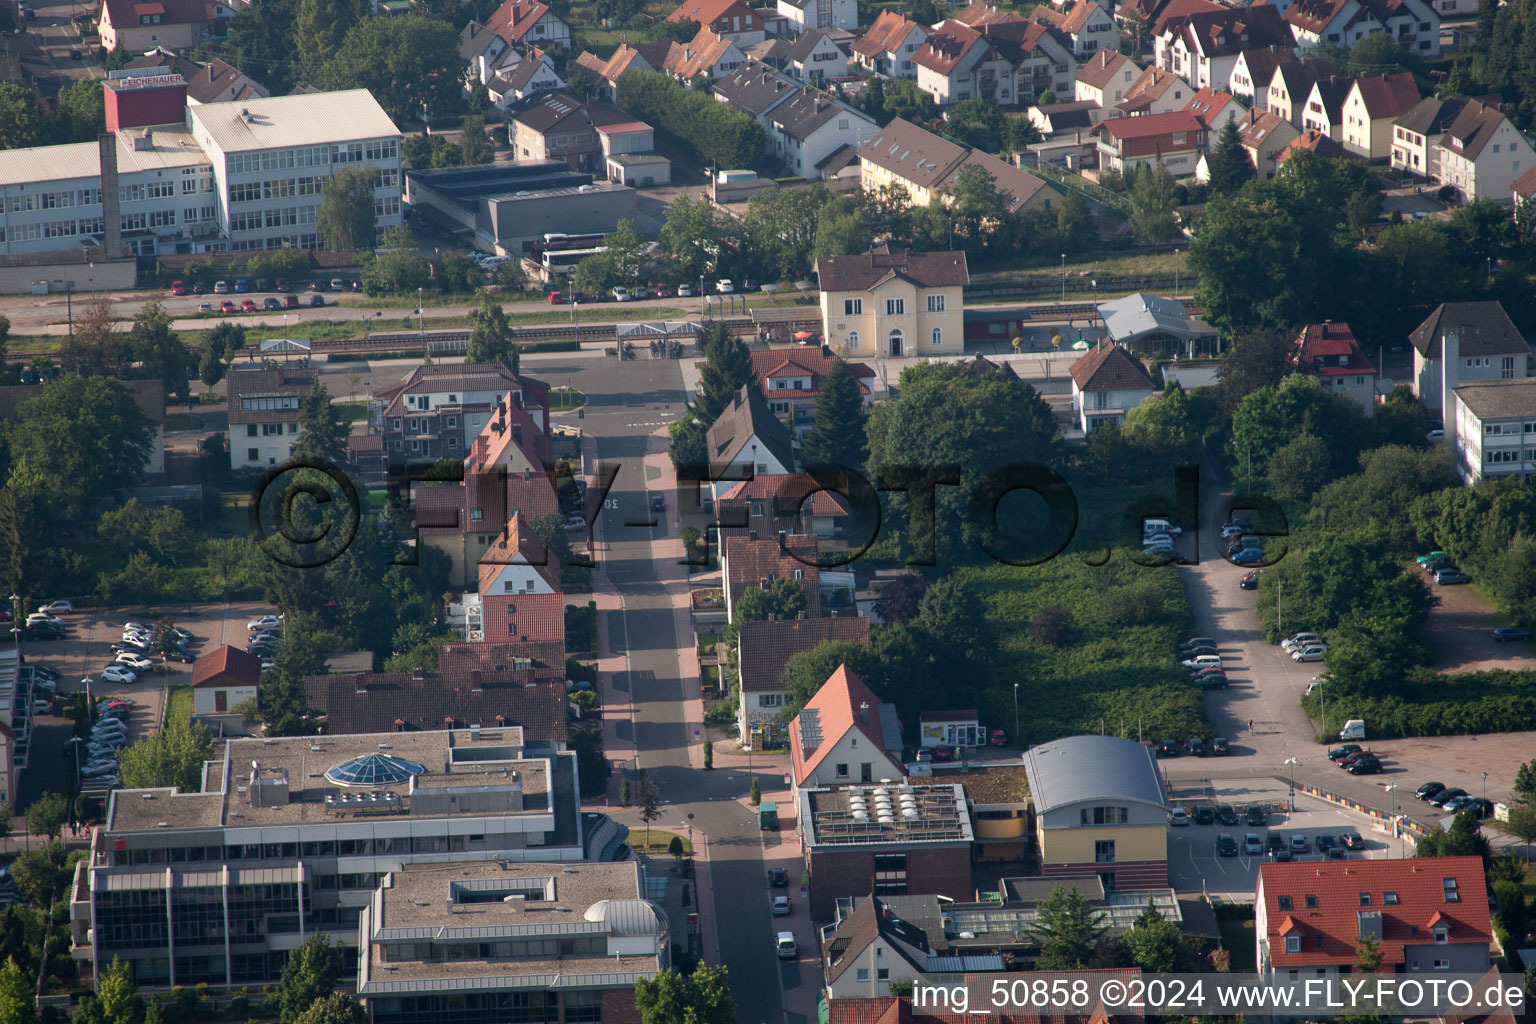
782;641;876;715
6;375;153;518
116;718;214;792
799;359;868;468
734;577;807;624
98;500;194;567
223;0;299;91
129;301;192;402
1206;118;1254;197
1504;803;1536;861
668;412;708;479
207;321;248;363
0;84;45;150
634;965;737;1024
362;224;431;295
51;79;105;143
467;290;517;370
813;195;872;263
321;15;465;121
24;792;66;843
943;98;1007;151
295;0;363;69
881;83;937;126
1414;810;1493;866
1515;758;1536;802
9;848;58;907
459;115;494;165
199;342;227;387
636;771;662;847
291;380;350;468
0;957;37;1024
1266;432;1335;506
1028;885;1107;969
658;195;722;282
279;934;343;1024
693;324;757;424
862;76;887;122
96;957;142;1024
1129;160;1180;246
1121;382;1197;464
1125;901;1196;972
744;187;830;281
316;164;378;251
291;993;367;1024
58;298;126;377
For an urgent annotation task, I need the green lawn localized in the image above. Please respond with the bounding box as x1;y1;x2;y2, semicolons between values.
334;401;369;422
1217;911;1257;971
164;685;193;728
548;386;587;412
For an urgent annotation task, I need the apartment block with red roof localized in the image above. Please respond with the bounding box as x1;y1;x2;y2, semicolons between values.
1284;0;1439;57
98;0;236;54
1029;0;1117;57
1255;856;1495;978
1093;110;1207;176
1293;321;1378;410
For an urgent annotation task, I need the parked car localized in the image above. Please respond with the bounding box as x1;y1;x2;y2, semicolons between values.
283;294;299;309
771;896;791;915
1292;645;1327;662
1415;781;1447;800
1283;633;1321;651
654;285;673;298
775;932;797;958
1435;569;1471;585
1239;570;1262;589
1194;673;1228;690
36;600;72;614
1246;805;1266;826
310;295;325;307
220;300;237;313
234;279;250;292
1416;551;1447;565
1491;627;1531;642
214;280;230;293
932;745;954;763
1315;834;1337;854
1182;646;1219;659
1339;831;1365;850
1329;744;1363;761
171;281;188;297
1158;739;1179;757
1216;834;1239;857
98;666;136;685
1143;543;1175;557
1212;737;1231;755
677;285;693;297
1243;833;1264;855
198;303;214;314
716;279;735;293
263;297;283;310
1182;654;1222;670
330;279;346;291
1187;738;1207;757
1232;548;1264;564
1193;804;1215;825
990;729;1007;746
611;287;632;302
248;615;283;631
1289;833;1309;854
115;653;154;671
768;868;788;887
1429;787;1467;808
1178;637;1216;652
1216;803;1239;826
1168;808;1190;826
1336;750;1374;768
913;747;932;763
1266;833;1286;854
1346;756;1382;775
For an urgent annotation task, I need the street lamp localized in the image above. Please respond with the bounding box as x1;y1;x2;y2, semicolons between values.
1012;682;1019;742
1284;756;1299;812
417;286;425;340
1059;253;1066;301
1383;784;1401;852
1482;771;1487;800
1174;249;1180;294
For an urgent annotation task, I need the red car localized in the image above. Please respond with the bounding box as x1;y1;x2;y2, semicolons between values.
990;729;1007;747
241;298;257;312
548;291;565;304
170;280;187;296
654;285;673;298
932;744;954;762
283;294;299;309
219;300;237;313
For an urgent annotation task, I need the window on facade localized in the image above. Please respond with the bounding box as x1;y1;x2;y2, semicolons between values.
886;298;905;315
926;294;945;312
931;328;942;347
835;763;848;777
843;298;862;315
1094;840;1115;863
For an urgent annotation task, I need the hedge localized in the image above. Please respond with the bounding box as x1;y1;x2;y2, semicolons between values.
1302;667;1536;740
616;69;766;170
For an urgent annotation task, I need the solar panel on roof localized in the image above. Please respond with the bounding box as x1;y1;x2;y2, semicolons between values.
324;753;427;788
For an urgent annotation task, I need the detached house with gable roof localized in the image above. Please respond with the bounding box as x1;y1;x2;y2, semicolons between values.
704;384;797;500
510;93;628;171
571;42;671;102
1267;57;1331;124
852;10;927;79
372;362;549;464
1068;339;1157;432
1340;72;1421;160
1293;321;1377;410
856;118;1054;218
1076;49;1142;107
1301;74;1353;140
97;0;235;54
484;0;571;50
816;244;969;360
667;0;765;44
765;85;878;178
1283;0;1439;56
786;28;849;80
664;25;748;79
1028;0;1118;57
1158;5;1291;91
1094;110;1207;176
821;896;935;999
466;511;566;645
1410;300;1534;413
227;365;317;471
790;665;905;789
749;346;875;432
1435;97;1536;202
1228;44;1292;109
734;616;871;747
722;532;822;624
190;645;260;719
1255;856;1494;978
1391;94;1464;178
1114;66;1191;116
1238;108;1301;178
776;0;856;34
1185;86;1247;131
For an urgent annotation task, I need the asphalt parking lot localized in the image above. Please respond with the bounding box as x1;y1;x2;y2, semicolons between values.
1167;779;1408;897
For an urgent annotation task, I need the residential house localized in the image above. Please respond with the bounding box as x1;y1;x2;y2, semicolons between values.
1301;74;1353;140
665;25;748;79
1283;0;1440;56
718;471;854;541
667;0;766;44
821;895;937;999
1238;108;1301;177
304;645;569;746
746;36;793;67
765;86;879;178
1410;300;1533;413
1255;856;1494;978
704;383;797;497
597;121;670;184
857;117;1055;215
570;42;671;102
1391;94;1464;179
1028;99;1102;135
226;365;316;471
787;28;849;80
749;345;875;433
777;0;856;34
1278;126;1348;161
1185;86;1247;131
1449;379;1536;482
1158;5;1292;91
372;363;549;466
1075;49;1142;107
510;93;627;171
190;645;259;718
69;729;588;988
801;782;976;919
1068;339;1158;431
487;49;566;109
816;244;969;360
1094;110;1207;176
1097;291;1220;357
182;58;268;104
1436;97;1536;202
464;512;565;646
1135;0;1219;40
1227;44;1292;108
1516;163;1536;212
1266;58;1332;123
851;11;927;79
735;616;871;748
953;0;1027;26
915;19;1076;106
713;59;799;127
790;664;905;789
1114;66;1192;116
484;0;571;50
1028;0;1118;57
1340;72;1420;160
97;0;235;53
356;861;665;1024
461;20;512;85
1023;734;1170;889
413;397;558;588
722;532;822;623
989;19;1079;104
1293;321;1377;410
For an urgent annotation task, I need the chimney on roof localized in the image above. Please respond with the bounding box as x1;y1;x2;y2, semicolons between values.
859;701;870;724
445;716;456;728
355;675;368;694
778;531;788;554
496;714;507;725
412;668;426;681
470;670;483;692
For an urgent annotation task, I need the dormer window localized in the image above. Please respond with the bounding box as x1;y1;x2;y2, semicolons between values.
1434;927;1449;943
1285;935;1300;953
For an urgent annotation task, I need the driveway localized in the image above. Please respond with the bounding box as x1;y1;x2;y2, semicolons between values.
1419;577;1536;673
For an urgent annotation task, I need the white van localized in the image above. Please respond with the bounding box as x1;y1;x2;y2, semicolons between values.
1339;719;1365;741
775;932;797;958
1143;518;1181;536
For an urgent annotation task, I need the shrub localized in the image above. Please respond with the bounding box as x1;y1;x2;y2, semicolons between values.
1029;605;1074;645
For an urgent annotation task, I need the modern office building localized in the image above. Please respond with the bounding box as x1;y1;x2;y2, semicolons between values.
0;70;402;259
69;728;587;989
357;860;666;1024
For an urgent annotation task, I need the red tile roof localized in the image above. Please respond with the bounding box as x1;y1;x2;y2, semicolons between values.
853;10;924;58
191;645;261;689
816;245;970;292
1069;339;1156;391
485;0;556;43
789;665;898;783
1278;128;1348;162
1184;86;1240;129
667;0;752;25
748;346;874;400
1258;856;1493;969
719;472;853;519
953;0;1026;26
1515;163;1536;199
913;19;986;75
1350;72;1420;119
1294;321;1374;376
1076;49;1136;91
478;511;562;598
724;533;821;616
102;0;223;30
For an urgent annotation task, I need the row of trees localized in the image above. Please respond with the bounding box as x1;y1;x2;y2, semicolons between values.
616;69;766;170
0;79;105;151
